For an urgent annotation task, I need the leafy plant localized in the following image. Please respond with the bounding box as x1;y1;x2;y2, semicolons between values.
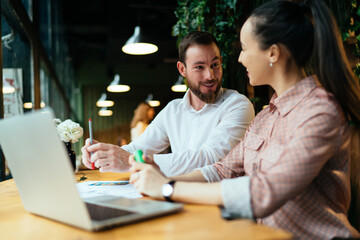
173;0;360;94
340;0;360;77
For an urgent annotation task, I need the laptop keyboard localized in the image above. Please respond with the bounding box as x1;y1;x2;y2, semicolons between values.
85;202;137;221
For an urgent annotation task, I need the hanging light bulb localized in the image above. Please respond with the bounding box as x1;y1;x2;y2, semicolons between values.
98;107;113;116
148;100;160;107
171;75;187;92
145;93;160;107
107;74;130;92
96;93;114;107
122;26;158;55
23;102;33;109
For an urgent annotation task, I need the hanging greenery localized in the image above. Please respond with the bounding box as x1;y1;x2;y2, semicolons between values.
173;0;360;94
341;0;360;78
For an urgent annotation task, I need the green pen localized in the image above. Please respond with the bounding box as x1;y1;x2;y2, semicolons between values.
134;150;145;163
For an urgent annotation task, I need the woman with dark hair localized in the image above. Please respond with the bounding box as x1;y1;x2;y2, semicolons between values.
130;0;360;238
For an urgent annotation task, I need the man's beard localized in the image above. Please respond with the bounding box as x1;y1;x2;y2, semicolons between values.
187;78;221;104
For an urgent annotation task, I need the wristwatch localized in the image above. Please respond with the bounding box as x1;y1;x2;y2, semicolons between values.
161;180;176;202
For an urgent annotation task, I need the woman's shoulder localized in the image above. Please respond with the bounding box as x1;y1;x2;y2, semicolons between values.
294;86;347;126
308;86;342;112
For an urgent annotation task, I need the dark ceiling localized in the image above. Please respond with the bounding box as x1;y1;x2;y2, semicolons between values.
61;0;182;106
62;0;179;72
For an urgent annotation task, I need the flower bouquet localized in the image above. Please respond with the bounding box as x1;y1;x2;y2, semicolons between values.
54;119;83;143
54;119;83;170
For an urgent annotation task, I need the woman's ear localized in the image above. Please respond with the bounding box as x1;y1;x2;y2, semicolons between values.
269;44;280;64
177;61;186;77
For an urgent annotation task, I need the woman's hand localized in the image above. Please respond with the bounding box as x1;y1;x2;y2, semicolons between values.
129;157;168;199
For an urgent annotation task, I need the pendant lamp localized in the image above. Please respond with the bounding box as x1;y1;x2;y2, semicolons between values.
146;93;160;107
98;107;113;117
107;74;130;92
23;102;33;109
96;93;114;107
171;75;187;92
122;26;158;55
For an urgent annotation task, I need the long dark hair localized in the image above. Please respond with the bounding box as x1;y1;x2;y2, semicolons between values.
251;0;360;126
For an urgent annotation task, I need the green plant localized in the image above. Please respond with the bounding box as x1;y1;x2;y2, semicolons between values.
340;0;360;77
173;0;360;95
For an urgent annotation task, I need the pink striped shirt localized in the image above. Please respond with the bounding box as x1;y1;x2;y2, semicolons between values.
201;76;360;239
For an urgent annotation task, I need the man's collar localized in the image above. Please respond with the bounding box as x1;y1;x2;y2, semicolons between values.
181;87;224;111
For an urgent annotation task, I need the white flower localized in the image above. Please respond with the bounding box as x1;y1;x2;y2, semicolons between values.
56;119;84;143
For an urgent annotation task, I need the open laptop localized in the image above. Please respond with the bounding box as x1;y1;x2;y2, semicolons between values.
0;108;183;231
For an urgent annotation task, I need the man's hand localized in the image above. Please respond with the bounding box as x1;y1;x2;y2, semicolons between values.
81;138;130;172
81;138;95;169
129;158;168;199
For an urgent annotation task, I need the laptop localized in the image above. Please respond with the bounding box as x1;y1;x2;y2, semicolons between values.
0;108;183;231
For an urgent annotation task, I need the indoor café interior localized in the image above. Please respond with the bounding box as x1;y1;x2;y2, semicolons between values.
1;0;360;239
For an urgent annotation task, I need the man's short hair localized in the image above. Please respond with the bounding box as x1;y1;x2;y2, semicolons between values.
178;31;220;65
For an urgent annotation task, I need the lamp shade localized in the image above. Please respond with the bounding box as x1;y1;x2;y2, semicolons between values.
122;26;158;55
171;75;187;92
145;93;160;107
23;102;33;109
107;74;130;92
148;100;160;107
98;107;113;116
96;93;114;107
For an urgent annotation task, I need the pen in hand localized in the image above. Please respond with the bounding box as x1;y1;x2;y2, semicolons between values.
89;118;95;170
134;150;145;163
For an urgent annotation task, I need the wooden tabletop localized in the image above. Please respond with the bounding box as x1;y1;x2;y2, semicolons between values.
0;170;294;240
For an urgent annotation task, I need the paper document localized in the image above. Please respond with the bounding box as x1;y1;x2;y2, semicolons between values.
76;181;142;199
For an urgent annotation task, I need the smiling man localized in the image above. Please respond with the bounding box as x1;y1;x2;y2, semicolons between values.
177;41;222;110
82;31;255;177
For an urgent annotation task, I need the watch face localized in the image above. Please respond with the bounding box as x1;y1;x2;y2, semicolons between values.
162;183;174;197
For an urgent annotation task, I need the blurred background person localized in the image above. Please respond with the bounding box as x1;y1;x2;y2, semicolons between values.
130;102;155;141
116;136;128;146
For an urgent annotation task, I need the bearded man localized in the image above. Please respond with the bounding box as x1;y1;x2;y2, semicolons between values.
82;31;255;177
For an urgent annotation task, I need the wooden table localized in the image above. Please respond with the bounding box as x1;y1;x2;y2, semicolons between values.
0;170;294;240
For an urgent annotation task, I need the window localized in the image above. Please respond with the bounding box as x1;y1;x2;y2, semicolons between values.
1;0;76;181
